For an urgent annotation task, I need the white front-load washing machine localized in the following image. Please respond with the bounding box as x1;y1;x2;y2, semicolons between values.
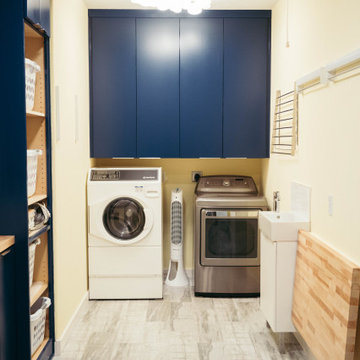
87;167;162;299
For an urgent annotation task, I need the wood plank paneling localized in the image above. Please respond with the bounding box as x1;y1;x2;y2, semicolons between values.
292;231;360;360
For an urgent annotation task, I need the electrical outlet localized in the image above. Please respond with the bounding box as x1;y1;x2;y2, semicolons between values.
192;171;203;182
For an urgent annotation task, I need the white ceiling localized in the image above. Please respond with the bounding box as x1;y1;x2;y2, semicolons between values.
85;0;278;10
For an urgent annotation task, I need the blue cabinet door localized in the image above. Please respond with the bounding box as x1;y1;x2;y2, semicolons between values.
26;0;49;35
137;18;180;158
180;18;223;158
39;0;50;35
26;0;40;25
90;17;137;157
223;18;270;158
0;247;16;360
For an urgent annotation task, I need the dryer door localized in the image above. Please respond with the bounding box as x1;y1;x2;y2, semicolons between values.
103;197;146;241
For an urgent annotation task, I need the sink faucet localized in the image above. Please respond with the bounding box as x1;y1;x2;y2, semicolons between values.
273;191;280;213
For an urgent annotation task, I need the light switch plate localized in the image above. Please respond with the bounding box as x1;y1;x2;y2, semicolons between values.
328;195;333;216
74;94;79;143
55;85;60;141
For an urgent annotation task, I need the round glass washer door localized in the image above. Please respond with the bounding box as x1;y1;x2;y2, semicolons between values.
103;197;145;240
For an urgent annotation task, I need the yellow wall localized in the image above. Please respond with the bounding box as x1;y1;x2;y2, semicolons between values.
50;0;263;339
51;0;360;341
51;0;90;339
264;0;360;263
91;158;263;269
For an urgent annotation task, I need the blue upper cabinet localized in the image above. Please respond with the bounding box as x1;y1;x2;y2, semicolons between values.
223;17;270;158
136;18;180;158
90;17;137;158
180;18;223;158
89;11;271;158
26;0;40;26
39;0;50;36
25;0;50;35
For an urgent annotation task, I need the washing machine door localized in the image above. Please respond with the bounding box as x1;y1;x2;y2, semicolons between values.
102;197;147;241
89;194;155;245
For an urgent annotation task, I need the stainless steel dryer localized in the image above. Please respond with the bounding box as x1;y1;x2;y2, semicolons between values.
194;175;267;296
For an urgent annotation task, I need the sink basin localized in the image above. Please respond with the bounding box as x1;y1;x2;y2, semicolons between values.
259;211;310;242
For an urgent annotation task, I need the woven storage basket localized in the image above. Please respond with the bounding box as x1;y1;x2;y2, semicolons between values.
25;58;40;112
30;297;51;355
29;238;41;287
27;149;42;197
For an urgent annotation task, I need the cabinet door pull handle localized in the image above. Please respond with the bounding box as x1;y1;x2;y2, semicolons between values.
1;249;12;256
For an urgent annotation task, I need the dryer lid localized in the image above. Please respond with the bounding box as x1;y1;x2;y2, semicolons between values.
103;197;145;240
195;176;258;196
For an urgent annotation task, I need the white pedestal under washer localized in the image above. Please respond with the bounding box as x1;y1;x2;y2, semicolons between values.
87;168;162;299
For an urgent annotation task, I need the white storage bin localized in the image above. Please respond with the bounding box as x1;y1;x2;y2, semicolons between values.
27;149;42;197
25;58;41;112
28;203;51;231
29;238;41;287
30;297;51;355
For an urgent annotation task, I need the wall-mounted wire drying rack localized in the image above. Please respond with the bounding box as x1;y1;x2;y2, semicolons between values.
271;87;298;156
327;47;360;80
296;47;360;92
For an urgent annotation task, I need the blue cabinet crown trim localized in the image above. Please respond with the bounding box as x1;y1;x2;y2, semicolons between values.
89;9;271;18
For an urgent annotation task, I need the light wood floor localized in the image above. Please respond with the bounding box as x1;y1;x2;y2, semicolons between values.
54;286;308;360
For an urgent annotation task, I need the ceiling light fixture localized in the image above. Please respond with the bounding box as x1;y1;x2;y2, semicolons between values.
131;0;211;15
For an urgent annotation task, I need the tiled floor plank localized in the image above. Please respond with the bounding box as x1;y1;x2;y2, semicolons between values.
54;286;308;360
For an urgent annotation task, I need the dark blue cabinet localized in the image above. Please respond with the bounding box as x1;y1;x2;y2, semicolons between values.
1;1;54;359
25;0;50;35
180;18;223;158
136;18;180;158
26;0;40;26
0;247;15;360
90;17;136;157
1;2;30;357
89;10;271;158
223;18;270;158
39;0;50;36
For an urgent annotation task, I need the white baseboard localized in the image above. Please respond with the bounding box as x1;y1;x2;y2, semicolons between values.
54;291;89;356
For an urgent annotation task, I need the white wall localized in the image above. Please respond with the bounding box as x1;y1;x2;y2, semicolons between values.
51;0;90;339
264;0;360;263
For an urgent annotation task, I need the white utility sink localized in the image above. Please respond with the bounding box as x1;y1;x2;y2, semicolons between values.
259;211;310;242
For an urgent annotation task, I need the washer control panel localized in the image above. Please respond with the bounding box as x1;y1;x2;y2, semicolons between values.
91;170;121;181
90;169;159;181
